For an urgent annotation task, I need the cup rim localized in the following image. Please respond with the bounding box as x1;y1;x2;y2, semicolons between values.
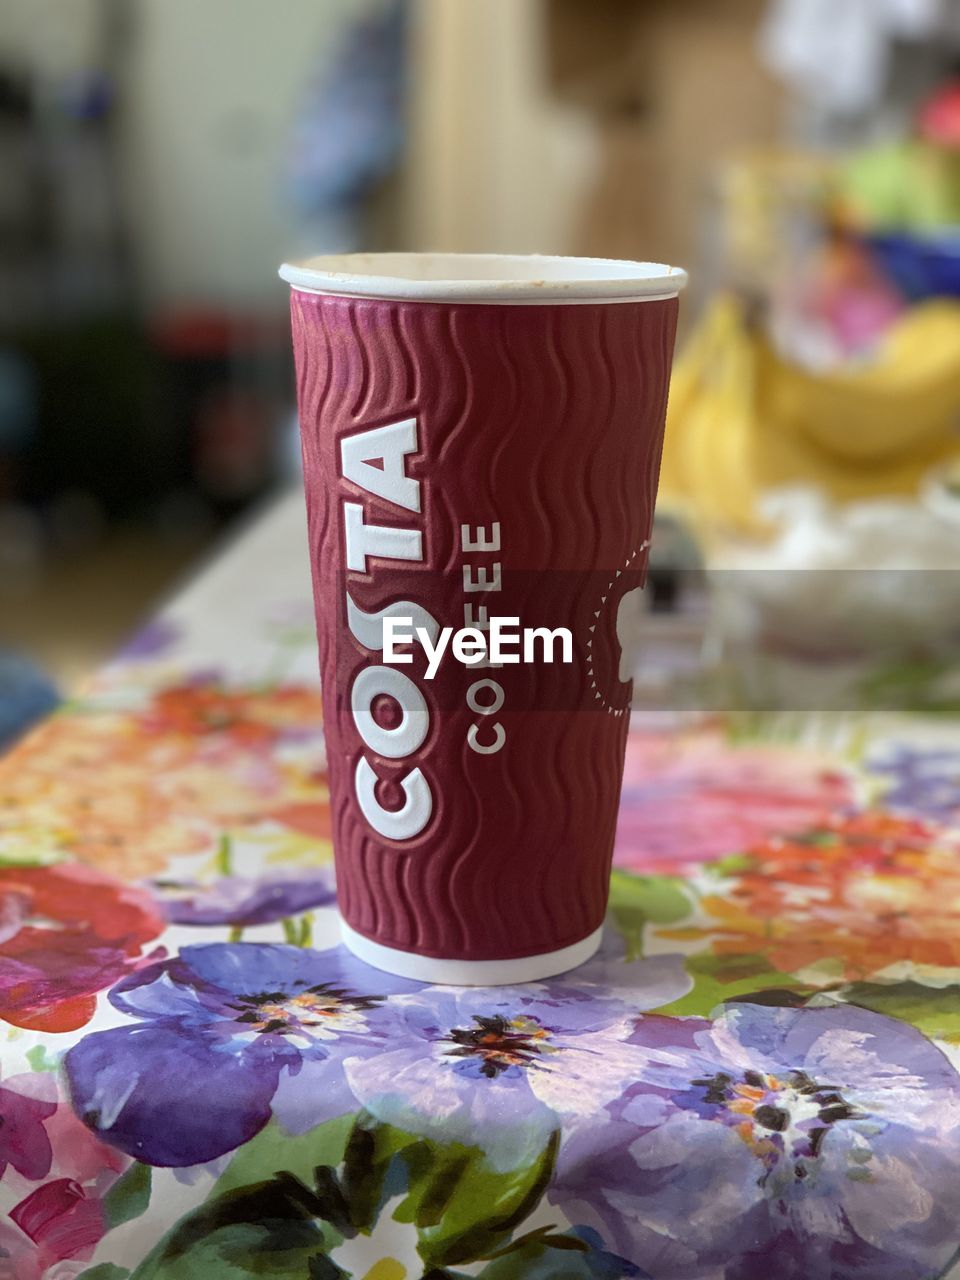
279;252;687;304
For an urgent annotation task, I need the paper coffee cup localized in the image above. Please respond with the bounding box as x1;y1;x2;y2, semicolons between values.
281;253;686;984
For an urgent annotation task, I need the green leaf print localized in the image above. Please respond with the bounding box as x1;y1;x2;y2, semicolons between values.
104;1161;152;1229
607;869;692;961
127;1113;561;1279
655;951;806;1018
842;980;960;1043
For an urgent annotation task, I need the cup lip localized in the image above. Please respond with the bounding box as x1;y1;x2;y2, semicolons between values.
279;252;688;304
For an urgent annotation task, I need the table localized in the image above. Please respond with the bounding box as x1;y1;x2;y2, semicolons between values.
2;491;960;1280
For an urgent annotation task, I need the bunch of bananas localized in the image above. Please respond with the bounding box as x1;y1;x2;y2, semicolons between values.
659;295;960;543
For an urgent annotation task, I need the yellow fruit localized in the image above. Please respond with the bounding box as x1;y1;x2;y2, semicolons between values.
660;296;960;540
660;297;771;540
761;302;960;462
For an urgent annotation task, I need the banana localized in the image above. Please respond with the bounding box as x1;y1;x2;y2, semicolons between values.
660;295;960;540
765;301;960;462
660;297;772;541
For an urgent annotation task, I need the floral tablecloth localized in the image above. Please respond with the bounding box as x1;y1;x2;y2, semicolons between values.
3;492;960;1280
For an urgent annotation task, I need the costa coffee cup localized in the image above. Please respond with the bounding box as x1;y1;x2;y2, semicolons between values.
281;253;686;984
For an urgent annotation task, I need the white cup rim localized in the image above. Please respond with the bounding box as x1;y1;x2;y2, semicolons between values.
279;252;687;305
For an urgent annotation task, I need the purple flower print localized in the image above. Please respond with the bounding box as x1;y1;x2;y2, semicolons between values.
65;942;422;1168
150;868;337;927
117;618;180;661
345;951;690;1172
570;926;692;998
550;1003;960;1280
867;745;960;824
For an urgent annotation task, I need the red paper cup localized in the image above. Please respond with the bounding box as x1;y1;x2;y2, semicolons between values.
281;253;686;984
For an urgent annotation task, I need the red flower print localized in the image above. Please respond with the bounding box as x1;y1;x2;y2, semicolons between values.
658;812;960;981
0;864;164;1032
138;679;323;747
0;1074;128;1280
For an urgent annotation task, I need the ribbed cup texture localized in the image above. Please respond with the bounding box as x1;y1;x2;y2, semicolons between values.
291;292;678;960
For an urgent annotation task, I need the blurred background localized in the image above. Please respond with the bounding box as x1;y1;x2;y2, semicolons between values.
3;0;960;745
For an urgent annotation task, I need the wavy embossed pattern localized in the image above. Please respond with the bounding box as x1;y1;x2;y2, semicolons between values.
292;290;679;960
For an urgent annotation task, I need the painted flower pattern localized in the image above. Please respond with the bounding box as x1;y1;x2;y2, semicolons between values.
615;723;855;874
0;863;164;1032
137;679;323;748
345;951;690;1171
0;711;210;873
0;1077;55;1181
867;744;960;825
0;678;329;878
65;942;422;1166
2;626;960;1280
0;1074;128;1280
150;866;337;926
116;617;180;661
551;1003;960;1280
659;812;960;982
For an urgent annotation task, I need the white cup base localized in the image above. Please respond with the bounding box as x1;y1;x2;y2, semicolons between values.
339;917;604;986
